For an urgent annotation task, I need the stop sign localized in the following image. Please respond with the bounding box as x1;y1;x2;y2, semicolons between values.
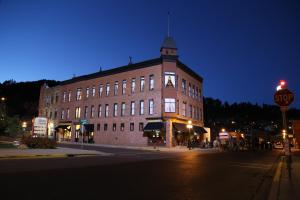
274;88;294;107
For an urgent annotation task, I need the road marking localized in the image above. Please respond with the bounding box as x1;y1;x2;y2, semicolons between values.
268;156;284;200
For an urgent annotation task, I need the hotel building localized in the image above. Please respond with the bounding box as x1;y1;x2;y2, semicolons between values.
38;36;205;147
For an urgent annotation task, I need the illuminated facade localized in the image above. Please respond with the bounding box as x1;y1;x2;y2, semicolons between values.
38;37;205;147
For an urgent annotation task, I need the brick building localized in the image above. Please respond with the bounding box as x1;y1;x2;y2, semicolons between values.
292;120;300;149
38;36;205;147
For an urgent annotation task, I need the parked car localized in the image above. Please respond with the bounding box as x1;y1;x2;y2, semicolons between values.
273;141;283;149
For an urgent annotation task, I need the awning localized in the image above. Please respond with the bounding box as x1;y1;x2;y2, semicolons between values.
173;123;188;133
144;122;165;132
84;124;94;132
193;126;207;134
55;125;71;131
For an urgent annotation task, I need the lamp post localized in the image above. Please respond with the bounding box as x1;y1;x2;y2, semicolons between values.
0;97;6;121
187;120;193;150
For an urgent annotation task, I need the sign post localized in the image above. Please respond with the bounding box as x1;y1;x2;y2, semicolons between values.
274;81;294;154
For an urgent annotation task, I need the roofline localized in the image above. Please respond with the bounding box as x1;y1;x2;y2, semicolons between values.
59;57;203;86
61;58;162;85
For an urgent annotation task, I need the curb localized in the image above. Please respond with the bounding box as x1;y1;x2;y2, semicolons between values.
0;153;102;160
268;156;284;200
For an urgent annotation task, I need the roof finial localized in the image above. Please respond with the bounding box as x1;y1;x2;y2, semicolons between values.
128;56;133;65
167;11;170;37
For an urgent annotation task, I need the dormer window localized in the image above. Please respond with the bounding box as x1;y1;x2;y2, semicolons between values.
164;72;176;88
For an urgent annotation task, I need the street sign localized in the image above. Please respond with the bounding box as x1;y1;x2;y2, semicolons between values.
274;88;294;107
80;119;88;125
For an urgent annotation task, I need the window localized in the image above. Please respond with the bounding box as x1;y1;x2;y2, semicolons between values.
192;85;195;98
98;105;102;117
140;100;144;115
92;86;96;97
61;109;65;119
122;80;126;95
131;78;136;93
49;111;52;119
91;105;95;118
104;123;108;131
140;76;145;92
195;87;198;99
68;91;71;102
76;88;82;101
106;83;110;96
75;107;81;119
199;88;202;100
130;101;135;115
97;123;100;131
63;92;67;102
55;94;59;103
113;103;118;117
193;106;196;119
182;102;187;117
105;104;109;117
113;123;116;131
130;123;134;131
120;123;125;131
121;102;125;116
149;75;154;90
99;84;103;97
114;81;118;96
165;98;176;112
84;106;88;118
66;108;70;119
189;105;193;118
139;122;144;131
54;109;57;119
189;84;192;97
86;87;90;98
182;79;186;94
149;99;154;115
164;72;176;88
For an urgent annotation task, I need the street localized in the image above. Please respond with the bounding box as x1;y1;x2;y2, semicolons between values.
0;145;281;200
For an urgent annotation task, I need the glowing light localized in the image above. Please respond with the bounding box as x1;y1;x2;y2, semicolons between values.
221;128;225;132
276;85;282;91
280;80;286;86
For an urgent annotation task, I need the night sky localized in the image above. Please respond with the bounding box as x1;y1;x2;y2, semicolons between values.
0;0;299;108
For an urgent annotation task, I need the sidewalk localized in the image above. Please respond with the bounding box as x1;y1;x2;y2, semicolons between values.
278;150;300;199
59;141;219;153
0;147;112;160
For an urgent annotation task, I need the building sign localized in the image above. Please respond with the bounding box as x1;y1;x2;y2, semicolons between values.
33;117;48;137
219;132;229;139
274;88;294;107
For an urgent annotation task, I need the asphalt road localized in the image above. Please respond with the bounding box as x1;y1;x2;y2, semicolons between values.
0;147;281;200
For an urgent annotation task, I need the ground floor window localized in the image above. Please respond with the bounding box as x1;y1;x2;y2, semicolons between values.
130;123;134;131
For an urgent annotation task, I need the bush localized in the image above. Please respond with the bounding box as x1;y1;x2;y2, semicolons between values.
21;136;57;149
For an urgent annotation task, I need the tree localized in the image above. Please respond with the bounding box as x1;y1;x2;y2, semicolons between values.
4;116;22;137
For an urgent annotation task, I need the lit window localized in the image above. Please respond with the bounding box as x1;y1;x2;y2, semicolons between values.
131;101;135;115
98;105;102;117
76;88;82;101
66;108;70;119
131;78;136;93
165;98;176;113
113;103;118;117
105;104;109;117
140;100;144;115
149;99;154;115
61;109;65;119
99;84;103;97
192;85;195;98
91;105;95;118
68;91;71;102
164;72;176;88
75;107;81;119
113;123;116;131
92;86;95;97
140;76;145;92
63;92;67;102
106;83;110;96
122;80;126;95
86;87;89;98
188;84;192;97
149;75;154;90
121;102;125;116
114;81;118;96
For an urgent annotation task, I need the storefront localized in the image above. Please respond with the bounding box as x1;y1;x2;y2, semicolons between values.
55;124;72;141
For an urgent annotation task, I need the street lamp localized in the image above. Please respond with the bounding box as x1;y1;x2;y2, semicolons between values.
282;129;287;140
186;120;193;150
221;128;226;133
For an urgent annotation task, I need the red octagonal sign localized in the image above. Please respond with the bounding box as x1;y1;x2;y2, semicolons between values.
274;88;294;107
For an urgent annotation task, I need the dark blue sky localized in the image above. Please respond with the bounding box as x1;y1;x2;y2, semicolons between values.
0;0;299;108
